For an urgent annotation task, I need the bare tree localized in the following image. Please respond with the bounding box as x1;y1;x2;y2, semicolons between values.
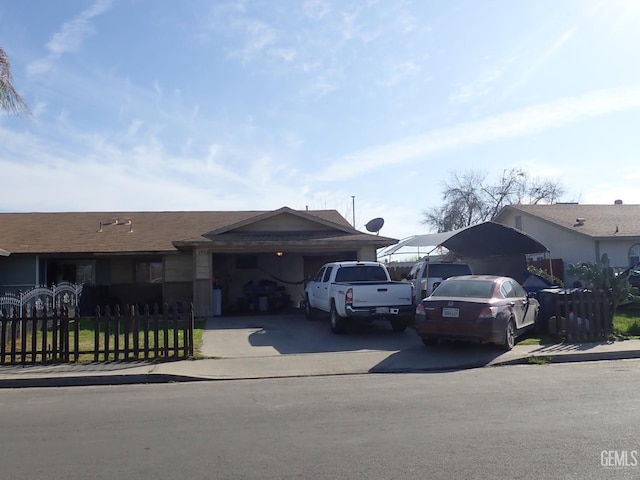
0;46;31;117
421;168;565;232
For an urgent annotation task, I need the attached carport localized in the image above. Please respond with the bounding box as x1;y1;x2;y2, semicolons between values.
380;221;549;282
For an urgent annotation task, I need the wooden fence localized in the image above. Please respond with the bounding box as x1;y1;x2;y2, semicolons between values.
546;289;613;341
0;303;194;365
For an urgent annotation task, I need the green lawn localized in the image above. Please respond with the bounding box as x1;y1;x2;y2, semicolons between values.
613;304;640;337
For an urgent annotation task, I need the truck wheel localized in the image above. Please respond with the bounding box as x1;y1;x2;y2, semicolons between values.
330;302;346;334
304;294;317;320
390;319;408;332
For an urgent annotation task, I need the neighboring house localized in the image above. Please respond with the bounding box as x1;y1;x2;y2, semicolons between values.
0;207;397;318
494;202;640;284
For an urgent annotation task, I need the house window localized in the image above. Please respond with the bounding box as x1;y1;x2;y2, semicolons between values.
76;263;95;285
630;244;640;266
135;261;164;283
515;215;522;230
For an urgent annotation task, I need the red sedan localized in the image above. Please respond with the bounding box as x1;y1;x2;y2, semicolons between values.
414;275;539;350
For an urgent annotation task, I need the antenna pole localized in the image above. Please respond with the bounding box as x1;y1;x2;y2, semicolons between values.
351;196;356;228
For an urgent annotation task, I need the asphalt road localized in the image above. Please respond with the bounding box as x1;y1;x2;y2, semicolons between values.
2;360;640;480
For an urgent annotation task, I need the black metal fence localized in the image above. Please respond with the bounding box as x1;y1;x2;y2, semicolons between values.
0;303;194;365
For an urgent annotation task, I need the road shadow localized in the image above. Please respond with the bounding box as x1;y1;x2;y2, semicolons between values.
369;340;508;373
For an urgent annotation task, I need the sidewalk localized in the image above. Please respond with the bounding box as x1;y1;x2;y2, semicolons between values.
2;337;640;388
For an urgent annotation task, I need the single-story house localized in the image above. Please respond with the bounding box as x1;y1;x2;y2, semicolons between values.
0;207;398;318
494;202;640;283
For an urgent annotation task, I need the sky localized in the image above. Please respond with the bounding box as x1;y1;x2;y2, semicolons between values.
1;0;640;241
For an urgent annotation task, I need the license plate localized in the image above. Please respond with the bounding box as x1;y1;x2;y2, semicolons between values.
375;307;390;314
442;307;459;318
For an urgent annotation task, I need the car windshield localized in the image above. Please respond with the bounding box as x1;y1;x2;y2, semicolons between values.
431;279;494;298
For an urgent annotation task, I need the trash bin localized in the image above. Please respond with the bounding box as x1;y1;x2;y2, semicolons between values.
535;288;563;334
212;288;222;316
258;295;268;312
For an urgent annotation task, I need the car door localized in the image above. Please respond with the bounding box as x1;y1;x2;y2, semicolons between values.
504;279;535;329
308;267;326;308
315;266;333;312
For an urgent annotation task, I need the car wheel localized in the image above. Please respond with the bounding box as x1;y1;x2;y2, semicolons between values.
503;319;516;351
330;302;346;334
304;295;316;320
390;319;408;332
421;336;438;346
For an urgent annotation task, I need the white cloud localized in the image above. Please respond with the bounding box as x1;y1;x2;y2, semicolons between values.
230;19;277;64
303;0;332;20
380;61;421;87
500;26;578;100
27;0;113;77
451;69;503;104
314;84;640;181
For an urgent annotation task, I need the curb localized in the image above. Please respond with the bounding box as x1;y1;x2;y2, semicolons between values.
0;374;206;389
490;350;640;366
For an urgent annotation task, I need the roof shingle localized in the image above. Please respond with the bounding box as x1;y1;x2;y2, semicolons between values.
0;209;384;254
502;204;640;238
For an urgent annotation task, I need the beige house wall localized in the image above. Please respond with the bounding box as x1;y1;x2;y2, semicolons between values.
359;246;378;262
164;253;193;306
497;211;595;283
597;239;640;269
236;214;334;232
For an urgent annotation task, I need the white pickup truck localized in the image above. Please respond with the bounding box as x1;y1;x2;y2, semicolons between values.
304;261;415;334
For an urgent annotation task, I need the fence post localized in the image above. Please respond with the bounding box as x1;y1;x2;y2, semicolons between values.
94;306;101;363
0;310;6;364
153;304;160;359
104;305;113;362
73;307;80;362
113;305;123;361
172;304;179;359
123;305;130;360
143;304;150;361
10;317;18;364
163;303;169;358
603;291;613;337
186;303;194;358
30;314;38;363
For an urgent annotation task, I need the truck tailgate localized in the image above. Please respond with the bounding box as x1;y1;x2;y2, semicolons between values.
349;283;413;307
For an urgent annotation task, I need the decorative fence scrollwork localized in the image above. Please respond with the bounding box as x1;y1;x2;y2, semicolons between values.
0;282;83;319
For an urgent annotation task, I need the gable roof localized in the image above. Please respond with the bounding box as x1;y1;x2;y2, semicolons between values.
495;203;640;239
204;206;355;236
0;208;397;255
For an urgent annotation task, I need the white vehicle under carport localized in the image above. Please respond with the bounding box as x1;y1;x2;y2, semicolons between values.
304;261;415;334
407;260;473;303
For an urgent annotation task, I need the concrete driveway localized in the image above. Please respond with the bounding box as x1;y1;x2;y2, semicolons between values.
200;311;518;372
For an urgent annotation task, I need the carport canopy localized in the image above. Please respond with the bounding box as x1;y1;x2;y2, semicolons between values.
379;221;548;258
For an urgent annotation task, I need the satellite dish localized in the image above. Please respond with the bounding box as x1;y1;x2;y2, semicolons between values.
365;217;384;234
